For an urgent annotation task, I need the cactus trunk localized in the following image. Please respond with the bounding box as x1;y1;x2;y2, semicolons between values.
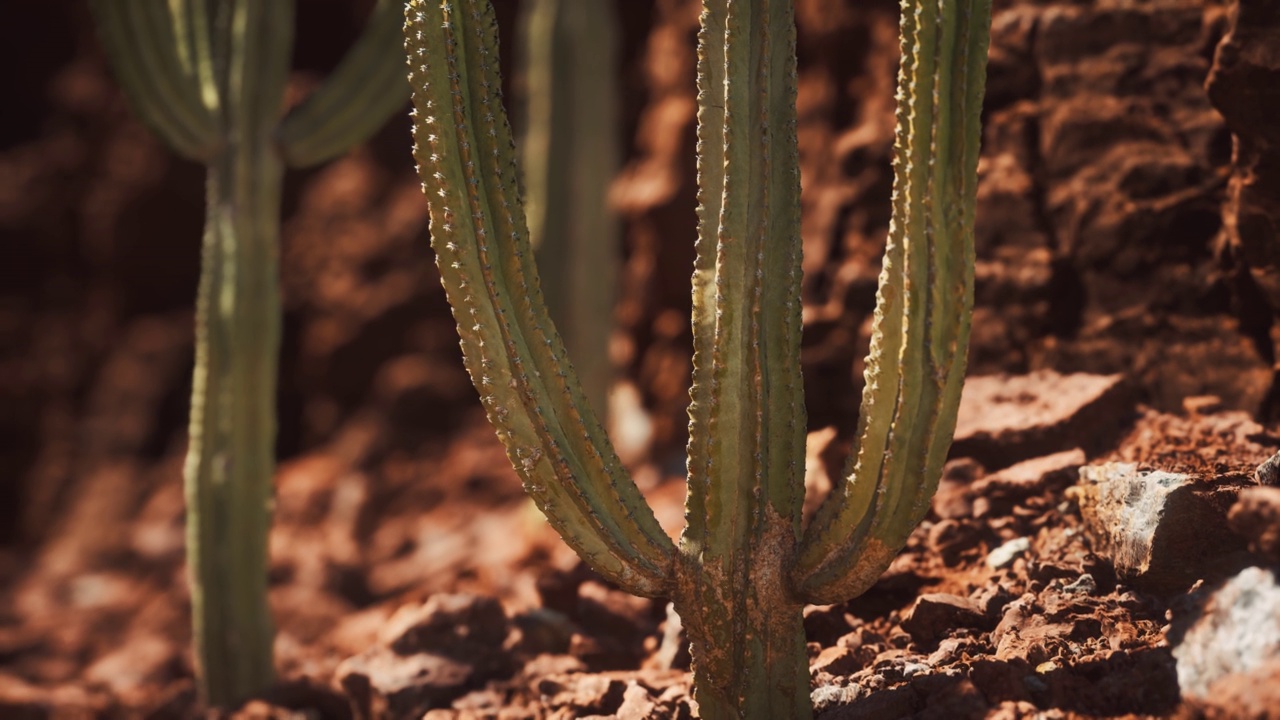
180;1;293;705
673;552;809;720
185;139;284;708
674;0;811;716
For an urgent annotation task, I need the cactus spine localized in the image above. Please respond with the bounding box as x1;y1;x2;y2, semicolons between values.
517;0;620;420
90;0;407;707
404;0;990;715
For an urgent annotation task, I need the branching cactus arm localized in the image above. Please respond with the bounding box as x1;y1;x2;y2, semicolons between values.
89;0;217;160
278;0;410;167
403;0;989;715
793;0;991;604
404;0;676;597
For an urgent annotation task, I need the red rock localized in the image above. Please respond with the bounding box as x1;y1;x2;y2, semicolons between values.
901;593;988;643
952;371;1132;468
1073;462;1252;590
535;674;626;716
1228;486;1280;562
337;651;473;719
972;448;1085;498
812;645;865;677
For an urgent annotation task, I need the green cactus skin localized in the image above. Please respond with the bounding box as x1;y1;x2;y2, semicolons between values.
517;0;620;421
793;0;991;605
404;0;990;715
90;0;409;707
184;4;291;704
673;1;811;714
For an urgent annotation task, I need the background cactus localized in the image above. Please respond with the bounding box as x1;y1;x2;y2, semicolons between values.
516;0;621;421
404;0;990;715
89;0;407;707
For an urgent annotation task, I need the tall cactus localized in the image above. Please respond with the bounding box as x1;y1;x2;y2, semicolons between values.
404;0;990;715
517;0;620;420
90;0;407;707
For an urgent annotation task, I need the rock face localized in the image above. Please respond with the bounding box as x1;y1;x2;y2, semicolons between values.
1206;0;1280;336
1072;463;1252;590
1173;567;1280;711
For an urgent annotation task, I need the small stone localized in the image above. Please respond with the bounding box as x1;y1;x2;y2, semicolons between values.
336;595;513;719
337;651;473;719
1256;451;1280;487
810;683;866;714
1072;463;1251;590
1173;567;1280;701
928;519;985;565
1229;486;1280;562
932;458;984;519
811;646;864;676
83;634;176;693
1060;573;1097;595
986;537;1030;569
643;603;689;671
927;638;974;666
536;674;627;715
1182;395;1224;415
952;371;1131;468
519;653;586;680
383;594;508;657
901;594;988;643
616;682;657;720
902;662;930;678
970;584;1015;619
803;604;857;642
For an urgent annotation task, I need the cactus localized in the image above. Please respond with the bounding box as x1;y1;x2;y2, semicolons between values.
404;0;990;715
516;0;621;421
90;0;407;707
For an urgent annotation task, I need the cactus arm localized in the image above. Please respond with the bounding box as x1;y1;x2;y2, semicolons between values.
674;1;810;717
89;0;218;160
792;0;991;604
277;0;409;168
517;0;619;420
404;0;675;597
183;0;293;706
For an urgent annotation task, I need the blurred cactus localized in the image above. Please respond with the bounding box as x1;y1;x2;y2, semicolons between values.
89;0;407;707
517;0;620;420
404;0;989;715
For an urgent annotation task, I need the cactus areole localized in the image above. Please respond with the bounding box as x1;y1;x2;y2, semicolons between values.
404;0;991;716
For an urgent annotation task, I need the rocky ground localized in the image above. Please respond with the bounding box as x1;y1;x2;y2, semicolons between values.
3;0;1280;718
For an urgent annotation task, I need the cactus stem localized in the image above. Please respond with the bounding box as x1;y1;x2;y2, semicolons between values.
675;0;810;716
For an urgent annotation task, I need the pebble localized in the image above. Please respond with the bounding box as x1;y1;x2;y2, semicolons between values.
986;537;1030;569
901;594;988;643
1173;566;1280;699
